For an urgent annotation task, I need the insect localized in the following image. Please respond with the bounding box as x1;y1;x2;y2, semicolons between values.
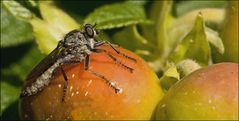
20;24;136;101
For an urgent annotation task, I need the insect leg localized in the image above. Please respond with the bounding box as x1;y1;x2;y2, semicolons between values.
59;59;82;102
88;70;122;94
107;53;133;73
60;64;68;102
85;54;90;70
92;49;134;73
94;41;137;62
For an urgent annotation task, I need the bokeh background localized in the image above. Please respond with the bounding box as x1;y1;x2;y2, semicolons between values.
1;0;238;120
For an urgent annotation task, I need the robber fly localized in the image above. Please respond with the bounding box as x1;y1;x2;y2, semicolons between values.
20;24;136;101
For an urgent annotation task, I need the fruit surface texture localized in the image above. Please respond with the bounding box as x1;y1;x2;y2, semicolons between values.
20;45;164;120
156;63;238;120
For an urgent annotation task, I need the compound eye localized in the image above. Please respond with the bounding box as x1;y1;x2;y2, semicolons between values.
85;26;94;38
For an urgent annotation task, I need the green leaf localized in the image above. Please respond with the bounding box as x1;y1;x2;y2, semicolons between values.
159;62;180;91
18;0;38;10
30;2;80;54
2;0;33;21
205;27;224;54
113;25;158;61
170;8;225;32
164;64;180;80
17;0;41;18
0;46;45;118
169;14;211;65
84;2;150;29
25;0;38;7
1;7;34;48
39;2;80;30
113;26;148;50
0;82;20;116
1;45;45;83
168;9;225;55
125;0;148;6
141;1;174;52
176;0;226;16
0;43;45;117
139;1;175;72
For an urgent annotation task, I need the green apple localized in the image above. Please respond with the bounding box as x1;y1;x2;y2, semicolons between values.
156;63;238;120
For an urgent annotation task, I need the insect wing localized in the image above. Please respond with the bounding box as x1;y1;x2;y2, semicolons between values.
26;46;63;82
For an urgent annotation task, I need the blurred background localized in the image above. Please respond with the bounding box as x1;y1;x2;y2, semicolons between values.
1;0;238;120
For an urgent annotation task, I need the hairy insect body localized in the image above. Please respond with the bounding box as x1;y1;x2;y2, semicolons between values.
21;31;90;97
22;54;78;96
20;24;136;100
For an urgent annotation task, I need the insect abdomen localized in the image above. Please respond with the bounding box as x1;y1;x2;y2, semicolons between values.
21;60;62;97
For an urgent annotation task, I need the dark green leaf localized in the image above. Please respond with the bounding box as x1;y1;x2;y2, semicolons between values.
17;0;41;18
84;2;150;29
25;0;38;7
1;82;20;115
1;44;45;83
1;7;34;48
1;44;45;117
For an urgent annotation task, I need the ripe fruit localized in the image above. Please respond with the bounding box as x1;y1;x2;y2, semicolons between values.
156;63;238;120
20;45;164;120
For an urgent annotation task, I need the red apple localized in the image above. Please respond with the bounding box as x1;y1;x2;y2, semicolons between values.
20;45;164;120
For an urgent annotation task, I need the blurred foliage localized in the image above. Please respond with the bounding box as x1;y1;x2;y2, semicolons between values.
1;0;237;120
1;7;33;47
175;0;226;17
84;2;150;29
30;2;80;54
214;1;238;63
169;14;211;65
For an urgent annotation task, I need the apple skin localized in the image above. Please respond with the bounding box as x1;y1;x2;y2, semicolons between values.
20;45;164;120
156;63;238;120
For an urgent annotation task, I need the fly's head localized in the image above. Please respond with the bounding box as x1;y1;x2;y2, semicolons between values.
84;24;100;49
84;24;100;39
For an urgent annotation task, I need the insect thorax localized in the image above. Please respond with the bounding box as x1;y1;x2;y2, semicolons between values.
63;30;88;47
